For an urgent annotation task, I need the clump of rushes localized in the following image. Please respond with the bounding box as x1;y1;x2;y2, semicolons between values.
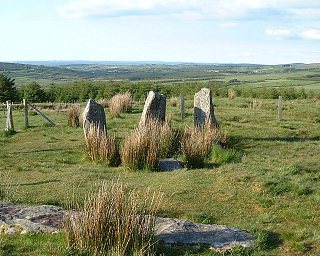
121;120;176;171
158;121;181;158
181;122;226;168
109;92;133;118
228;89;237;99
67;104;80;128
65;182;162;256
121;121;159;171
84;124;120;166
170;97;178;107
98;98;109;108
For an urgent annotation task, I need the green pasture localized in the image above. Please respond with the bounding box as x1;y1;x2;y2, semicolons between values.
0;96;319;255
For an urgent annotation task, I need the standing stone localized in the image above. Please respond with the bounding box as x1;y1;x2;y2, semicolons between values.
194;88;218;128
82;99;107;136
139;91;166;126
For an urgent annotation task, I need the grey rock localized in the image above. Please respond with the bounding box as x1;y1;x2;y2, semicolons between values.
159;158;184;171
0;202;255;251
194;88;218;128
0;202;64;234
139;91;166;127
5;227;15;235
155;217;254;251
82;99;107;136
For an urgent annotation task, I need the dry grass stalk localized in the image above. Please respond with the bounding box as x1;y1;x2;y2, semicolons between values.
65;182;162;256
67;104;80;128
121;120;176;171
121;121;159;171
249;99;263;109
181;122;226;168
109;92;133;118
169;97;178;107
98;98;109;108
158;120;181;158
84;123;120;166
228;89;237;99
54;103;69;112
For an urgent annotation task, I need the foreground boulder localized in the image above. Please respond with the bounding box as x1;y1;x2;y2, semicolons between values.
155;217;254;252
0;202;254;251
0;202;63;234
139;91;166;127
194;88;218;128
82;99;107;136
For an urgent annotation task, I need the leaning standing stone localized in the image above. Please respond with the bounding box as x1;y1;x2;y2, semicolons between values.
194;88;218;128
83;99;107;136
139;91;166;127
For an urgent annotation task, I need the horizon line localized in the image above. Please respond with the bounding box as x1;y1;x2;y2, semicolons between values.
2;60;317;66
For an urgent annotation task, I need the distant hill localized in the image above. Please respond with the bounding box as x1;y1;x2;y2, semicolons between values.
1;61;319;87
14;60;183;66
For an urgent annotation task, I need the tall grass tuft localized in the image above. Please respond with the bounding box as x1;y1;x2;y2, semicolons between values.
121;122;159;171
67;104;80;128
169;97;178;107
228;89;237;99
158;120;181;158
84;124;120;166
109;92;133;118
121;120;176;171
181;123;227;168
249;99;263;109
98;98;109;108
65;182;162;256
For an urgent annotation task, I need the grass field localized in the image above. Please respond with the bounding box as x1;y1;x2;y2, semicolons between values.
0;95;319;255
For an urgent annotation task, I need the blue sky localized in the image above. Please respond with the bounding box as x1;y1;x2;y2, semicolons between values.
1;0;320;64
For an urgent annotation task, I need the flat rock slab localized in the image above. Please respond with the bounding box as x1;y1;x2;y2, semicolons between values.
158;158;184;171
0;202;63;234
0;202;254;251
155;217;254;251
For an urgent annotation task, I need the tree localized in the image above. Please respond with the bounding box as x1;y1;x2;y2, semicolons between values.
23;82;47;102
0;74;19;103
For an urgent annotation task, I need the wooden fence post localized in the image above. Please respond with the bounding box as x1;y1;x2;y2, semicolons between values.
23;99;29;128
5;100;14;131
278;96;282;120
181;94;185;120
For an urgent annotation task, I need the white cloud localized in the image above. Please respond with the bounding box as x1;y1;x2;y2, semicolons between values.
300;28;320;40
57;0;320;19
266;27;292;38
266;27;320;40
289;8;320;18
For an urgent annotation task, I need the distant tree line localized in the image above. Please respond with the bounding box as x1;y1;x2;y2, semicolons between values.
0;73;316;103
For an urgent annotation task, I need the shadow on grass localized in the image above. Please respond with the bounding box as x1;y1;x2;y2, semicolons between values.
0;130;17;138
239;135;320;143
253;229;283;251
4;179;61;187
8;147;79;155
156;242;210;256
0;243;16;256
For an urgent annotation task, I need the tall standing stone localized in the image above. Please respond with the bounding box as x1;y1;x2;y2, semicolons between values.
82;99;107;136
139;91;166;127
194;88;218;128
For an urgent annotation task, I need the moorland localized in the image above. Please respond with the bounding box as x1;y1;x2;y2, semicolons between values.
0;61;319;255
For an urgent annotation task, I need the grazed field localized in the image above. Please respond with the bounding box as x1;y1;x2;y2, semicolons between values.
0;96;319;255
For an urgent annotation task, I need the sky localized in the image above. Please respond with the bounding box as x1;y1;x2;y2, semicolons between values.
0;0;320;64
